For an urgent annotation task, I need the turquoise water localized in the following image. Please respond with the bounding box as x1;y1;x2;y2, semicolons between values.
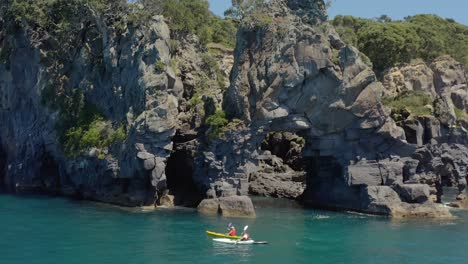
1;194;468;264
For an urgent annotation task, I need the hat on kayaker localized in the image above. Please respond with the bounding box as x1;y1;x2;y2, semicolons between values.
228;223;233;228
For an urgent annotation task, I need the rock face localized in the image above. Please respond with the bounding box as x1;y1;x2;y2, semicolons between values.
0;0;465;218
190;0;454;217
0;8;179;205
382;61;436;98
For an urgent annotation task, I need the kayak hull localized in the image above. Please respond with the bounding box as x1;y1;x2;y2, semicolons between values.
206;231;241;239
212;238;268;245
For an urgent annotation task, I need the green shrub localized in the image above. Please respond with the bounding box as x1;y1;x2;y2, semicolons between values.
205;110;229;139
200;53;218;74
454;107;467;121
188;92;203;108
154;61;166;72
382;91;433;119
63;116;127;157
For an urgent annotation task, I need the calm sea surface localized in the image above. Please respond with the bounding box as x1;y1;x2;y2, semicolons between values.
1;193;467;264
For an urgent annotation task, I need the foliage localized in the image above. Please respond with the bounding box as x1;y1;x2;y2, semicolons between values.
136;0;237;47
382;91;433;120
205;110;229;138
454;107;467;121
63;117;127;157
224;0;266;20
200;53;218;75
60;101;127;158
332;15;468;73
188;92;204;108
154;61;166;72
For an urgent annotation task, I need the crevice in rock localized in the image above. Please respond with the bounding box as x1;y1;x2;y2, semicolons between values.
165;142;203;207
260;132;306;171
38;152;61;194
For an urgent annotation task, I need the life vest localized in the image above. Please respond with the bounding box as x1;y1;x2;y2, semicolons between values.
228;228;237;236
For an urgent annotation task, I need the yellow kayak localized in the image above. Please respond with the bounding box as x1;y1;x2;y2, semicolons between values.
206;231;241;239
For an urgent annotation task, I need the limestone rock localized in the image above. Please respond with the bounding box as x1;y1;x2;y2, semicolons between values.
347;159;404;186
402;119;424;146
159;194;175;207
430;55;467;95
393;184;430;203
218;196;256;218
382;61;436;98
197;196;256;218
361;186;452;218
451;88;468;112
249;171;305;199
197;198;220;215
434;96;457;126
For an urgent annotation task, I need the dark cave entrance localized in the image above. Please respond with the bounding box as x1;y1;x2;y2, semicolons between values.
165;143;203;207
302;155;362;209
38;152;61;193
0;145;6;190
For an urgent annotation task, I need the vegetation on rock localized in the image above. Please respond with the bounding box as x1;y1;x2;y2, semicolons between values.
135;0;237;47
454;107;468;122
205;110;229;139
332;15;468;73
49;90;127;157
382;91;434;121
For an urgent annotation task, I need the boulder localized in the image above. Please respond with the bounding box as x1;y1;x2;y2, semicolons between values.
361;186;402;215
393;184;430;203
197;198;220;215
159;194;175;207
361;186;452;218
218;196;256;218
197;196;256;218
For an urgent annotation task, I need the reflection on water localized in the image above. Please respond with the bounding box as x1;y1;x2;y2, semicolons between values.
211;241;255;258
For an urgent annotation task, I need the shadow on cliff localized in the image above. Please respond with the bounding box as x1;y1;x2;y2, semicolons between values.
0;145;5;191
165;144;204;207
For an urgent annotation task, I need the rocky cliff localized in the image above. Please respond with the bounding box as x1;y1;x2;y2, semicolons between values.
0;0;466;218
197;0;465;217
0;1;230;207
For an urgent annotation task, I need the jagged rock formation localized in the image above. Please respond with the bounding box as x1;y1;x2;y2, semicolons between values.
0;2;231;207
195;0;455;217
0;7;179;205
381;55;468;207
0;0;465;218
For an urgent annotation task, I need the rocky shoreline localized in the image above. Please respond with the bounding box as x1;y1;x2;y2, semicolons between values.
0;0;467;218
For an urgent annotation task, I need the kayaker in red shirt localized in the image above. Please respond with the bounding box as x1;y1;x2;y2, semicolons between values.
226;223;237;236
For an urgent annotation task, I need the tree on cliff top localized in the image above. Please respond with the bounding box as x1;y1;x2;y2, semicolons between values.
224;0;266;20
134;0;237;47
332;14;468;74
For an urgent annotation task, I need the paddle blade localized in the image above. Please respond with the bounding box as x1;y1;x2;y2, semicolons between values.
244;225;249;231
